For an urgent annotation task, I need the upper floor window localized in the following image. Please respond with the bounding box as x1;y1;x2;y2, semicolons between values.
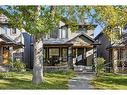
49;27;59;38
2;25;8;34
12;28;17;34
61;26;68;39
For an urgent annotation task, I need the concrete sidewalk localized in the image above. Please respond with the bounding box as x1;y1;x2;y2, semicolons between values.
68;72;95;89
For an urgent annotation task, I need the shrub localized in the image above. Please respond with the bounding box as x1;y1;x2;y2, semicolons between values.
95;57;105;77
8;60;26;72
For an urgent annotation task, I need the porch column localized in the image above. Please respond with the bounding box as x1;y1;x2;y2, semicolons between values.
84;48;86;65
68;46;73;69
93;46;96;71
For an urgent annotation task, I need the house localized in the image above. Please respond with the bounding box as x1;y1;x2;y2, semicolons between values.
0;14;98;71
0;14;23;65
95;26;127;73
43;21;97;69
0;14;33;69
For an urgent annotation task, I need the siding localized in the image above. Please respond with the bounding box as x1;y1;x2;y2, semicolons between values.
95;33;111;63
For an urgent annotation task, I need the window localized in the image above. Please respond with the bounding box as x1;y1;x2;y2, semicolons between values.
49;28;59;38
12;28;17;34
121;49;127;60
2;25;8;34
49;48;59;58
61;27;68;38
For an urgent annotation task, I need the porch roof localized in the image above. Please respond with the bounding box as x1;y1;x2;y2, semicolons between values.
0;34;23;47
106;42;127;49
43;38;73;47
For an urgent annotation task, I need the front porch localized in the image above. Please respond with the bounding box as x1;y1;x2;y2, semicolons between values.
43;45;94;68
0;34;23;72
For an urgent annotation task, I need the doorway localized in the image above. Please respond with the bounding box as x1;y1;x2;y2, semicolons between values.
3;47;9;64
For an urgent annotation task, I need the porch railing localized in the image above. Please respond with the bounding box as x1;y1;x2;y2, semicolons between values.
104;60;127;73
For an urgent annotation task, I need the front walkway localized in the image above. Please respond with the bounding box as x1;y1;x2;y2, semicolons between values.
68;72;95;89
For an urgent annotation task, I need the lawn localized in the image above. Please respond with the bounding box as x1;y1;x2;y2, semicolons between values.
0;70;75;89
91;73;127;89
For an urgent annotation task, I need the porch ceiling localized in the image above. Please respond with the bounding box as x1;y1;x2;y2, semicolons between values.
44;44;73;47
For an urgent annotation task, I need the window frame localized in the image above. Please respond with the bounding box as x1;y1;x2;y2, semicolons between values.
61;26;68;39
2;25;8;34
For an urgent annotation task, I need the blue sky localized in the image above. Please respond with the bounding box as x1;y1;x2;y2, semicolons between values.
94;25;103;37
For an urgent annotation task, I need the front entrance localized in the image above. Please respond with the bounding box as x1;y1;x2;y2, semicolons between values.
0;47;2;64
77;48;85;65
73;47;86;66
3;47;9;64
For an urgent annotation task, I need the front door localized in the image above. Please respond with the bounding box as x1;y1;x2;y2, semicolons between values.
76;48;86;65
3;47;9;64
0;47;2;64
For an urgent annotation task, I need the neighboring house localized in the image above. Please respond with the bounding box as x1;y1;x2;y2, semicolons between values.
0;14;33;69
95;26;127;73
43;21;97;68
0;14;24;64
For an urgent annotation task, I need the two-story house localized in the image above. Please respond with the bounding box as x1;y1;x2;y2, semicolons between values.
0;14;23;65
43;20;97;68
0;14;33;69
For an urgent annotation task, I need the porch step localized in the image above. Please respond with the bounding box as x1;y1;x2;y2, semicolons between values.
0;65;10;72
74;65;93;72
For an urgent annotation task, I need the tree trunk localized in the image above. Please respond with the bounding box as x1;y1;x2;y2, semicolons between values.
32;36;44;84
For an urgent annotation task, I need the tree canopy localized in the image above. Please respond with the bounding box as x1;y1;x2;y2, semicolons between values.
0;6;127;38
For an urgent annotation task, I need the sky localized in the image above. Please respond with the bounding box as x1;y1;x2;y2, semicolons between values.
94;25;103;37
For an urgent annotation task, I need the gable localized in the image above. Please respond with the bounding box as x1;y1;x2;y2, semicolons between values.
68;35;94;46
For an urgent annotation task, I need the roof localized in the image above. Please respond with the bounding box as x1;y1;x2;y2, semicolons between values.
0;34;15;43
106;42;127;49
43;38;73;46
0;34;23;47
43;33;98;47
106;32;127;49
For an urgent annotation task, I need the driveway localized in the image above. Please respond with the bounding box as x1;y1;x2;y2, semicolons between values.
68;72;95;89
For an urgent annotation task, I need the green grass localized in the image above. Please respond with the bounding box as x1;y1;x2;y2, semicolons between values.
0;70;75;89
91;73;127;89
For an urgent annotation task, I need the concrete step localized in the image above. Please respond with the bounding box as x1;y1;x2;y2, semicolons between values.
74;65;93;72
0;64;10;72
